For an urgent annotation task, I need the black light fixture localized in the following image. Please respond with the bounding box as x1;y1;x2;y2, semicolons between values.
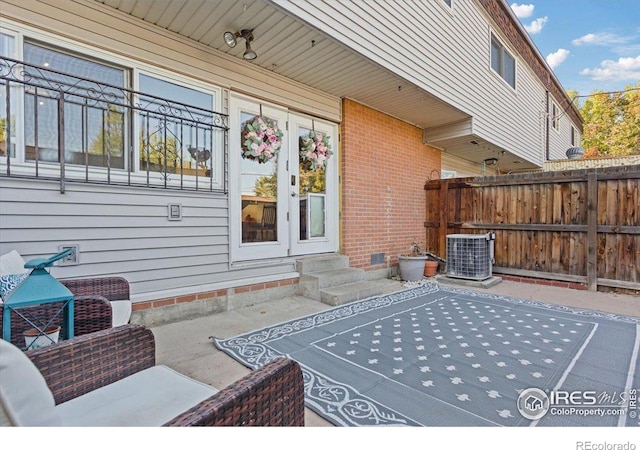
484;157;498;166
223;29;257;60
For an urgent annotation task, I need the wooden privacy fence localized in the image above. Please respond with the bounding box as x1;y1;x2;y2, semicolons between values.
424;164;640;292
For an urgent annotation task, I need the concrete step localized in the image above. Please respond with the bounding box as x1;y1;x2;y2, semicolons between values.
296;255;350;274
319;279;401;306
300;268;365;301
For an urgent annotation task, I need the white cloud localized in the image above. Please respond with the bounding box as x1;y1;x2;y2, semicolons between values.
546;49;570;69
579;55;640;81
572;33;633;46
510;3;535;19
525;17;548;35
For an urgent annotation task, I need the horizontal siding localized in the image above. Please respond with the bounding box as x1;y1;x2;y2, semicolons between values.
548;102;580;161
441;153;498;178
1;0;341;122
271;0;565;166
0;178;295;296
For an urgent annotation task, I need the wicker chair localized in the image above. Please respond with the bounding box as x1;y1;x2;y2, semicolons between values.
22;324;305;426
61;277;132;327
0;276;132;348
0;295;112;348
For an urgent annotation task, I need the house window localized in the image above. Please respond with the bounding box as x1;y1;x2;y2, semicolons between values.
1;24;225;191
22;42;128;169
490;34;516;89
443;0;452;7
571;125;576;146
552;102;559;131
138;74;218;179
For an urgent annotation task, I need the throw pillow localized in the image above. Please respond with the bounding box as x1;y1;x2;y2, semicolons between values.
0;273;29;300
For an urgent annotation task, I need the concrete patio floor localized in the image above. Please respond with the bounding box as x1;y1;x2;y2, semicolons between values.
151;279;639;427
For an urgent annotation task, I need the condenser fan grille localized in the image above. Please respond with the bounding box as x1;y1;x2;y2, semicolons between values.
446;233;495;281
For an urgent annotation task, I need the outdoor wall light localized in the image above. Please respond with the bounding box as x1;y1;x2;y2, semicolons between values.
223;29;257;60
484;158;498;166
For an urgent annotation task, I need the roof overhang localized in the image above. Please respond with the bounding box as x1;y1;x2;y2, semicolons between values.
95;0;528;170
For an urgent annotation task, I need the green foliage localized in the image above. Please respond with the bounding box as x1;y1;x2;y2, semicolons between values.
254;172;277;199
579;82;640;156
89;107;124;157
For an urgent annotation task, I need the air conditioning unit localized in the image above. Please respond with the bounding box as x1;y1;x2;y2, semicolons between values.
446;233;496;281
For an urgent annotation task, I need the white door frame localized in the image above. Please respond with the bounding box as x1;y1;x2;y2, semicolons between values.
229;94;289;261
288;113;339;256
229;94;339;262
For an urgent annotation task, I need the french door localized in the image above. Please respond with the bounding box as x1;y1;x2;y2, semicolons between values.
229;94;338;262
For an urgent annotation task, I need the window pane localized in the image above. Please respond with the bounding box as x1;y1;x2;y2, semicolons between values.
23;43;126;168
139;74;214;177
298;125;327;240
503;51;515;88
240;111;280;243
491;39;501;74
0;33;16;158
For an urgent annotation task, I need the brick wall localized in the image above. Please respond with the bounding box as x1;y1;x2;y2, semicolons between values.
341;99;441;270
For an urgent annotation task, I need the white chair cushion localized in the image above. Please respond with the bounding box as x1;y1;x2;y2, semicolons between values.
56;365;218;426
0;339;61;426
111;300;132;327
0;251;28;277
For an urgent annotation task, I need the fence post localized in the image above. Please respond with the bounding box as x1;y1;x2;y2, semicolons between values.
439;179;449;256
586;171;598;291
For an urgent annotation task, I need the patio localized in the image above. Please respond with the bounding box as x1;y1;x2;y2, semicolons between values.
150;278;639;426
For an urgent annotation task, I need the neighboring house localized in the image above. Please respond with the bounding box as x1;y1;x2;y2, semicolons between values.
0;0;581;320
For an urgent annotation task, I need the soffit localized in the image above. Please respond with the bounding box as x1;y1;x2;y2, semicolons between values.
96;0;469;129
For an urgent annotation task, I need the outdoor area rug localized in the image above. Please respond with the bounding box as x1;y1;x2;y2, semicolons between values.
214;283;640;427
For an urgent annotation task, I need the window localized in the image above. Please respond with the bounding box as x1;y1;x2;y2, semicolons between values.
571;126;577;146
0;23;225;190
551;102;559;131
490;34;516;89
138;74;218;178
23;42;127;169
443;0;452;7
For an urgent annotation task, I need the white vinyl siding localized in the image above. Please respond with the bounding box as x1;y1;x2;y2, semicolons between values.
270;0;551;166
547;95;580;160
0;178;296;297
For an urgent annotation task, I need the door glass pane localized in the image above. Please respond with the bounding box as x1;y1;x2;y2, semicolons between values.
298;126;327;240
241;111;281;243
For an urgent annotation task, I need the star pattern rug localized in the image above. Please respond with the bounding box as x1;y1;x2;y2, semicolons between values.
214;283;640;427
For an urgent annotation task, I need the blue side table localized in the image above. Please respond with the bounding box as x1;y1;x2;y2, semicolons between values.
2;248;75;349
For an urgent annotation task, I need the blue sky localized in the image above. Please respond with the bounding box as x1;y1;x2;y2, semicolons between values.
509;1;640;98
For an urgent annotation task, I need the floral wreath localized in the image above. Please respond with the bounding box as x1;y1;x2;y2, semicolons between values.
241;115;283;164
299;130;332;170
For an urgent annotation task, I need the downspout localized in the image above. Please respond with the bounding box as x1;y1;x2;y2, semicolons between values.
545;90;550;161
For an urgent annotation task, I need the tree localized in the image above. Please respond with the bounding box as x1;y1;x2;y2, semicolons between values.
87;106;125;167
579;82;640;156
254;172;277;198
